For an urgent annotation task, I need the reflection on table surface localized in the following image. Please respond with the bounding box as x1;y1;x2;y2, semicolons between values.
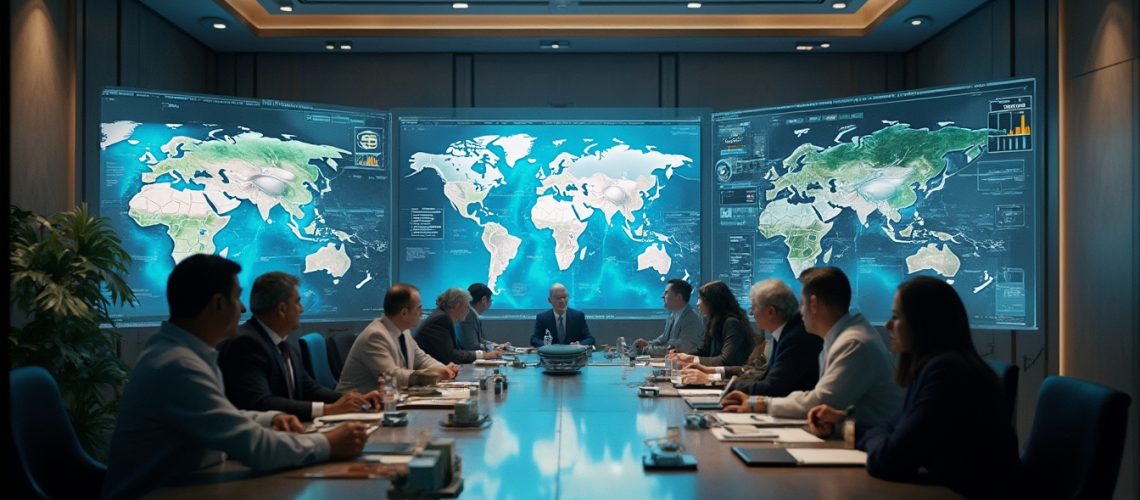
149;353;959;499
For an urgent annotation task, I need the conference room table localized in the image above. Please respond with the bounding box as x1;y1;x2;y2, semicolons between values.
150;353;959;499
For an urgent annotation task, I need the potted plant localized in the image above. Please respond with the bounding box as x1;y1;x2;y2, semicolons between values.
9;203;137;460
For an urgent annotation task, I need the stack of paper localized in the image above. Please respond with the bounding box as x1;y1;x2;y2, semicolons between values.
710;426;823;443
713;412;808;427
785;448;867;465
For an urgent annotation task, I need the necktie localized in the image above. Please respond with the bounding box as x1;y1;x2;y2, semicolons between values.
475;317;485;344
278;341;295;399
453;323;463;346
398;333;411;369
557;315;565;343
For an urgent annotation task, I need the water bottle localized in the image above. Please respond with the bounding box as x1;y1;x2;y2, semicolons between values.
380;375;399;413
544;329;553;346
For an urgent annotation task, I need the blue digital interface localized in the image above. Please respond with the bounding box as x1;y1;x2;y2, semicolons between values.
711;79;1039;329
397;111;703;318
99;88;392;325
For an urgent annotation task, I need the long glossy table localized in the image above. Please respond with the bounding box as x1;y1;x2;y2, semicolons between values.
150;354;959;499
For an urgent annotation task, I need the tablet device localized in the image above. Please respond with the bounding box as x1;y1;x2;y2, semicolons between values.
731;447;798;466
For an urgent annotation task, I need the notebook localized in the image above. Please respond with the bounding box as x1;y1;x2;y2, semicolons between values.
732;447;868;466
710;426;823;443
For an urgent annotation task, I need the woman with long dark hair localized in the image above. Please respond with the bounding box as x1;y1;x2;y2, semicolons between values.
805;276;1020;498
669;280;754;367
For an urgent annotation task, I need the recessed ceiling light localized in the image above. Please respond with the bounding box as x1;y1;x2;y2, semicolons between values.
832;2;847;9
907;16;932;27
687;2;702;8
819;42;831;48
453;2;469;8
339;43;353;50
274;0;295;12
200;17;228;30
325;42;336;50
540;40;569;50
279;6;293;12
795;44;814;51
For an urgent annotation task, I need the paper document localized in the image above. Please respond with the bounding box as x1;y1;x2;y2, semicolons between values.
473;359;508;367
314;412;385;424
676;388;723;397
785;448;867;465
361;454;415;465
713;412;808;427
649;362;667;368
436;381;479;388
398;398;458;409
710;426;823;443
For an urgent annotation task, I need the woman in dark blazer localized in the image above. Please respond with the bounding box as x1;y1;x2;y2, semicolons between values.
672;280;754;367
806;276;1021;499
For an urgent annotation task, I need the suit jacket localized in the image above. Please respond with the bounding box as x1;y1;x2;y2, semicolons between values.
456;304;485;351
336;316;445;392
415;308;478;364
217;319;340;421
642;306;704;356
692;316;754;367
858;352;1021;499
530;308;595;347
735;314;822;397
724;331;769;381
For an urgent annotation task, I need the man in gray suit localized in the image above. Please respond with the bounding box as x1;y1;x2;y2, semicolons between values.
336;283;460;392
457;283;508;351
634;278;703;356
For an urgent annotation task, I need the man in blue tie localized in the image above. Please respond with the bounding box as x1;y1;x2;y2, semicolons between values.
530;283;595;347
415;288;503;364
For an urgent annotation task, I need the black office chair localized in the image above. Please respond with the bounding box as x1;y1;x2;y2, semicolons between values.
298;332;339;390
10;365;107;499
328;331;358;380
1021;375;1131;500
984;359;1019;424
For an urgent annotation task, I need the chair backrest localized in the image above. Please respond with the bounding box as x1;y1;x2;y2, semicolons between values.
984;359;1019;424
9;366;107;499
298;332;338;390
1022;375;1132;500
328;331;358;380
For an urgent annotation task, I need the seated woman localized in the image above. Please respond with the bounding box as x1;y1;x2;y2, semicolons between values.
668;280;754;367
805;276;1021;499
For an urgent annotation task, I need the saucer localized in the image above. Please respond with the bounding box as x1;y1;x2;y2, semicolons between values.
439;414;492;430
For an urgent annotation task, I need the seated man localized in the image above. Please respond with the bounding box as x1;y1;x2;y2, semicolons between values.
415;288;503;364
721;267;901;429
633;278;703;357
530;283;595;347
218;271;381;420
681;279;822;397
457;283;508;350
336;283;460;392
103;255;366;500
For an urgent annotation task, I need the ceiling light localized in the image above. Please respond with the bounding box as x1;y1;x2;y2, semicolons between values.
339;43;353;50
279;6;293;12
540;40;569;50
199;17;228;30
819;42;831;49
687;2;702;8
325;42;336;50
832;2;847;9
272;0;295;12
907;16;932;27
795;44;814;51
452;2;469;8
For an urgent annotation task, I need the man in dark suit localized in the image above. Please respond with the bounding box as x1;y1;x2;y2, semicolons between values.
680;279;822;396
416;288;503;364
218;272;381;420
530;283;595;347
457;283;508;350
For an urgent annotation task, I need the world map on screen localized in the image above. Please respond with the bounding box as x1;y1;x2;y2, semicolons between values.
399;121;702;314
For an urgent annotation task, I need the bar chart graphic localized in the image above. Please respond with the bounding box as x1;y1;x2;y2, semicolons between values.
987;96;1033;152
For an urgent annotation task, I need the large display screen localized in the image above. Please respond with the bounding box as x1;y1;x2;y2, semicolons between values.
711;79;1039;329
397;109;704;318
99;88;392;325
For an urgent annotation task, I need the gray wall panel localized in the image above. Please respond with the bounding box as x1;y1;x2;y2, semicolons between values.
472;54;660;107
907;3;1000;87
134;5;214;94
255;53;454;108
1064;0;1137;76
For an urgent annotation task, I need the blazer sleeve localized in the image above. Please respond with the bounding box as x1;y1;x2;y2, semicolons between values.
766;336;879;419
671;312;704;355
456;312;481;350
298;367;341;404
218;335;315;420
417;318;477;365
531;313;548;347
574;311;595;345
698;317;752;367
736;332;822;397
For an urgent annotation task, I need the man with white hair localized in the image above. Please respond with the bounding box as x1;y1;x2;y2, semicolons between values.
530;283;595;347
682;278;822;397
415;288;503;364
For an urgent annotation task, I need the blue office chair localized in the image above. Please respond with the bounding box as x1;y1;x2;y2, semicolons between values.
1021;376;1131;500
328;331;358;380
984;359;1019;424
10;365;107;499
298;332;339;390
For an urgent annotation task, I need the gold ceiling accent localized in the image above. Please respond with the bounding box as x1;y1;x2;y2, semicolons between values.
217;0;909;38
